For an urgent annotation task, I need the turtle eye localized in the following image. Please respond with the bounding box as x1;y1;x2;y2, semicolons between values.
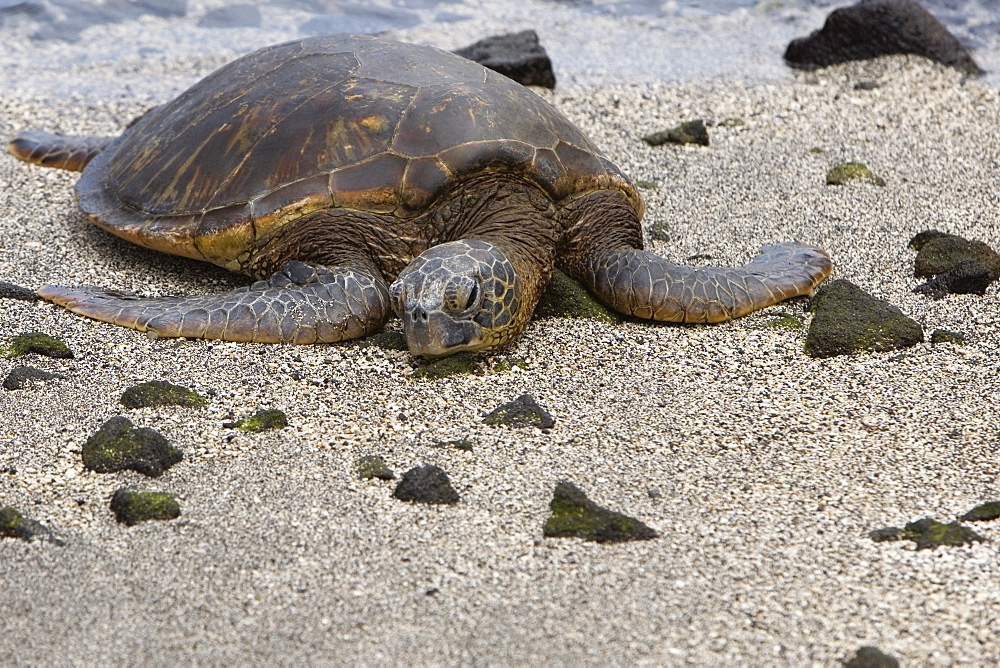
388;280;405;311
463;281;480;312
443;276;480;314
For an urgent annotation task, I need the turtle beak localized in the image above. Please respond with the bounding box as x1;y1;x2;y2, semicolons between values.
399;305;483;358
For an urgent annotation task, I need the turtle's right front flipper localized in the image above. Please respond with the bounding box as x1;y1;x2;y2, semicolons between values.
8;130;115;172
559;189;833;323
580;243;832;323
38;261;392;344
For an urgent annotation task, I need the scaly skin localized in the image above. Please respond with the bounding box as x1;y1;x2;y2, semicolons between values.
7;131;114;172
38;261;391;344
559;189;833;323
585;243;832;322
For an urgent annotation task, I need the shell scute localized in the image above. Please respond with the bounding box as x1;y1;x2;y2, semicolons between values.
436;140;535;183
194;203;256;266
328;152;408;214
400;157;451;215
253;174;335;235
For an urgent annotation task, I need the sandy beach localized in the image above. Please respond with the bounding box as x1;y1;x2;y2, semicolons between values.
1;20;999;666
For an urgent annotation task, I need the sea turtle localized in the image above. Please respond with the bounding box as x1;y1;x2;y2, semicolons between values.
7;34;832;358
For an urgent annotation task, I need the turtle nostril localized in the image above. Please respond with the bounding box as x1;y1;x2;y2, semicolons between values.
412;306;428;323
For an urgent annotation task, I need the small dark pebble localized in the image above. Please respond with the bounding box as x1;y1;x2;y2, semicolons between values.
110;488;181;526
543;481;658;543
3;365;66;390
482;393;554;428
960;501;1000;522
914;259;991;299
4;331;73;359
929;329;967;345
868;526;905;542
642;119;709;147
453;29;556;89
392;464;460;504
869;517;984;549
845;645;900;668
433;437;474;452
0;280;38;301
356;454;395;480
120;380;207;408
82;416;183;477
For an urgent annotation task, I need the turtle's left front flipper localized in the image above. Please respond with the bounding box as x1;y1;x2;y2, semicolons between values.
577;242;832;323
8;131;116;172
38;261;391;344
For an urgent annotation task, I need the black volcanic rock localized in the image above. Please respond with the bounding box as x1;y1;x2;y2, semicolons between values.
785;0;982;77
454;30;556;89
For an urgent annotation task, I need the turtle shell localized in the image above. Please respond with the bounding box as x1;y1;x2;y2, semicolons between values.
76;34;641;270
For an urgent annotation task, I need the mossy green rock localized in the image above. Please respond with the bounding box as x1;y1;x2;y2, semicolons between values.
534;269;617;323
408;353;479;381
82;416;183;477
911;232;1000;280
543;482;658;543
0;506;42;540
844;645;900;668
642;119;710;146
0;506;63;544
235;409;288;432
120;380;207;409
110;488;181;526
869;517;984;549
3;332;73;359
805;279;922;358
960;501;1000;522
356;454;394;480
825;162;885;186
482;393;554;428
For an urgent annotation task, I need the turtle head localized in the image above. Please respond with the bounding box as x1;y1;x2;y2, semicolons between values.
390;240;524;358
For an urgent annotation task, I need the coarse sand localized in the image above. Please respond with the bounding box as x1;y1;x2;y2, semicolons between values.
1;32;999;666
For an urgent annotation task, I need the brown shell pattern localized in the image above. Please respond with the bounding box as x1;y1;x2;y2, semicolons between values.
75;34;639;266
